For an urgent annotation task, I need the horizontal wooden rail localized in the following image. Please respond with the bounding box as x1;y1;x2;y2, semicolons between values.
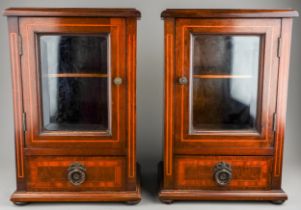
193;74;253;79
47;73;108;78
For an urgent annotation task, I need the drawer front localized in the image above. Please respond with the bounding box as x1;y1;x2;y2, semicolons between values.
27;156;125;191
175;156;272;190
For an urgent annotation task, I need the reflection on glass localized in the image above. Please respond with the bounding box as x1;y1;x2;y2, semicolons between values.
39;35;110;131
190;35;260;131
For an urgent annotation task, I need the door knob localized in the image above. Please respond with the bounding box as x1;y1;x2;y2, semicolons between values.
113;77;122;85
178;76;188;85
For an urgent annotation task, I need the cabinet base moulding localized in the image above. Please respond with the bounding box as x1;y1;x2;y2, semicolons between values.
158;189;287;203
11;190;141;203
11;187;141;204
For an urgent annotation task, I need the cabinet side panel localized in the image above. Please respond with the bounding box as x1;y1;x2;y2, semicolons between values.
126;17;137;188
272;18;293;189
163;18;175;189
7;17;26;190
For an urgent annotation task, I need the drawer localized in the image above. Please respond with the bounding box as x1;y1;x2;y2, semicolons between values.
175;156;272;190
26;156;125;191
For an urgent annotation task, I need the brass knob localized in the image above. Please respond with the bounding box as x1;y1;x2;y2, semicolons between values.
213;162;232;186
68;163;86;186
113;77;122;85
178;76;188;85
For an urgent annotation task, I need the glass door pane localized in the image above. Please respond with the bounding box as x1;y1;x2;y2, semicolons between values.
39;34;110;131
190;35;261;132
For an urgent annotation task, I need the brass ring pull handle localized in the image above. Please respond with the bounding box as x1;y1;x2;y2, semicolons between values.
68;163;86;186
113;77;123;85
213;162;232;186
178;76;188;85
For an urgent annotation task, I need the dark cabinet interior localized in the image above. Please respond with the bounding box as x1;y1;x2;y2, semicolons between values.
39;35;110;131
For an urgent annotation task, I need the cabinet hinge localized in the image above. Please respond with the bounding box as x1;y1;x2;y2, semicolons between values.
277;37;282;58
273;113;277;132
18;34;23;56
22;112;26;132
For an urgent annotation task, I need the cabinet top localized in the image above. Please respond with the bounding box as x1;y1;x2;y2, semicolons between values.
3;8;141;18
161;9;298;18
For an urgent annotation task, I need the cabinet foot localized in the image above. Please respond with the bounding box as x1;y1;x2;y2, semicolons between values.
270;200;286;205
160;199;173;204
125;200;141;205
13;202;29;206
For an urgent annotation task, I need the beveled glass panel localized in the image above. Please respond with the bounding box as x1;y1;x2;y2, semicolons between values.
190;35;261;132
39;34;110;131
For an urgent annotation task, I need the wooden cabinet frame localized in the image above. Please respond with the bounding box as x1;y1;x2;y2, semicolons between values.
159;9;298;204
5;8;141;204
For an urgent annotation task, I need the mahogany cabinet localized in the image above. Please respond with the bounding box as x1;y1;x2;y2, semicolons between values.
159;9;298;203
4;8;141;204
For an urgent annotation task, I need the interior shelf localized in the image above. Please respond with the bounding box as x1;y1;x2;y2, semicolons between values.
47;73;108;78
193;74;253;79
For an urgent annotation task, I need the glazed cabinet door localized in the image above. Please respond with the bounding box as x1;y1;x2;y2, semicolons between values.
19;17;127;152
174;18;281;155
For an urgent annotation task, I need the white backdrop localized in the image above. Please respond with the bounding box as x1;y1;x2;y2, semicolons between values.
0;1;300;209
